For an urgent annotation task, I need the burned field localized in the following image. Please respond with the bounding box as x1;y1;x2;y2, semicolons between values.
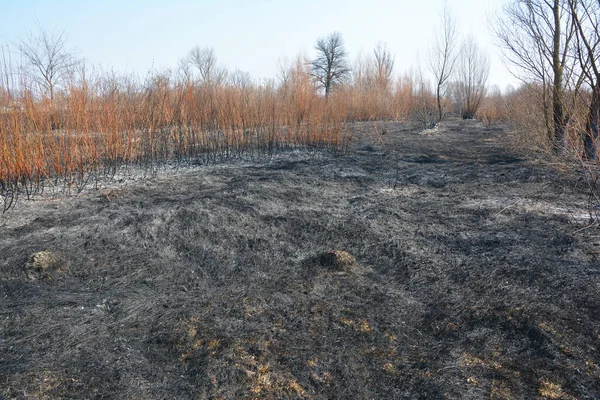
1;119;599;399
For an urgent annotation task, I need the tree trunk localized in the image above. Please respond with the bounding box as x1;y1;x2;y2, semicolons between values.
551;0;566;154
436;84;443;122
583;81;600;160
324;69;332;98
49;82;57;130
552;87;566;153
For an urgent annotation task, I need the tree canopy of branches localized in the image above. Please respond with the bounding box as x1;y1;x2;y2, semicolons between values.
494;0;576;153
180;46;227;84
569;0;600;159
353;42;395;93
311;32;351;97
429;4;459;122
0;45;16;102
18;27;79;101
374;42;395;92
454;35;490;119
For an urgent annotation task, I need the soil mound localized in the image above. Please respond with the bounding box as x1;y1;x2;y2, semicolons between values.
25;250;66;279
318;250;357;273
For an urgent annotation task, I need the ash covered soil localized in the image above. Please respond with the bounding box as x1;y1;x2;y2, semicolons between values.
1;119;599;399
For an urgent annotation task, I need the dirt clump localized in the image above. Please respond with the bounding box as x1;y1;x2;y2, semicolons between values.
25;250;66;279
318;250;357;273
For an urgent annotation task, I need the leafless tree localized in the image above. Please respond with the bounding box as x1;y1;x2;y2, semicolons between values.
311;32;351;97
277;57;292;88
411;59;436;129
184;46;227;84
569;0;600;159
429;4;459;122
18;27;79;101
493;0;576;153
454;35;490;119
229;68;253;89
177;56;193;83
352;42;394;93
374;42;395;92
353;50;375;89
0;45;15;102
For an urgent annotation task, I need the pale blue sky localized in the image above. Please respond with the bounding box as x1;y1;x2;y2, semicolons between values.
0;0;517;89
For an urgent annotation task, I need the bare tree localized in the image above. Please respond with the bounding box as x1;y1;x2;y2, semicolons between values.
177;56;193;83
229;68;253;89
18;27;79;101
184;46;227;84
568;0;600;159
276;56;292;88
353;50;375;89
454;35;490;119
411;58;437;129
374;42;395;92
353;43;394;92
493;0;576;153
311;32;351;97
0;45;16;102
429;4;459;122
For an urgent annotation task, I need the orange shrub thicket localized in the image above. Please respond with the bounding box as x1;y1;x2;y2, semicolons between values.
0;62;438;210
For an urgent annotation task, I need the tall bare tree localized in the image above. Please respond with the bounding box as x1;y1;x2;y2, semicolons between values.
429;4;459;122
18;27;79;101
374;42;395;92
411;58;437;129
494;0;576;153
454;35;490;119
353;43;394;92
569;0;600;159
311;32;351;97
353;50;375;89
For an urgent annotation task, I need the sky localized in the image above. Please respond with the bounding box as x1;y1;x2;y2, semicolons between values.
0;0;519;91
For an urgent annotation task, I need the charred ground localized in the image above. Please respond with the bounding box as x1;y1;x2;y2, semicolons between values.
1;119;599;399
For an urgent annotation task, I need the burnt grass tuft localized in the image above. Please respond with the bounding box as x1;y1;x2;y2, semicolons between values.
1;119;599;398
